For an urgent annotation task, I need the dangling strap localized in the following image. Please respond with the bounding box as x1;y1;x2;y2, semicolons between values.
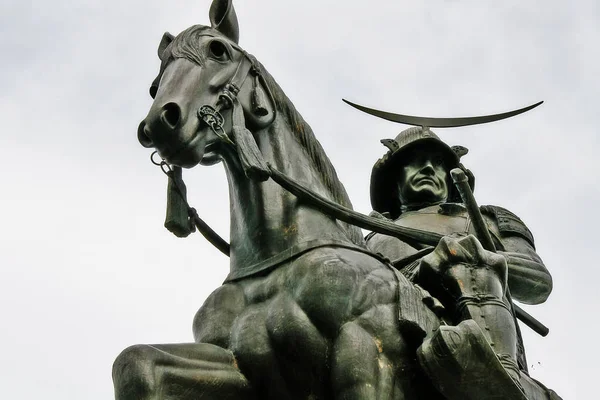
231;98;269;181
152;152;230;256
251;72;269;116
165;166;195;237
197;49;271;181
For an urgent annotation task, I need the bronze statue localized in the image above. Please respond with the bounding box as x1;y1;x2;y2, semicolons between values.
363;125;557;398
113;1;562;398
365;126;551;304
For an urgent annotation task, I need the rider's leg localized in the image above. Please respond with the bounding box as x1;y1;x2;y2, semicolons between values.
419;235;520;378
417;235;526;399
450;264;520;381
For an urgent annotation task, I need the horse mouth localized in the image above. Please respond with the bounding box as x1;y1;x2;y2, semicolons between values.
203;141;221;156
154;130;205;167
159;127;226;168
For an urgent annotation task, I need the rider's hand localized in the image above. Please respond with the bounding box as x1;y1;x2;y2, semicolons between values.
418;234;508;302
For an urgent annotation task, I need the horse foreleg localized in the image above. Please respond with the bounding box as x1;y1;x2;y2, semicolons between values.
331;321;397;400
112;342;256;400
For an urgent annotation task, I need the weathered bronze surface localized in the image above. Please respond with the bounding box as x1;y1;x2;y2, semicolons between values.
365;127;559;398
113;1;562;398
342;98;544;128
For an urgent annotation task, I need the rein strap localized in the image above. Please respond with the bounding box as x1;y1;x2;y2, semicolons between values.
162;160;444;257
265;165;444;248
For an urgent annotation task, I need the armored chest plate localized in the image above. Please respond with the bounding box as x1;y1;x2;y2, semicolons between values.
367;204;472;263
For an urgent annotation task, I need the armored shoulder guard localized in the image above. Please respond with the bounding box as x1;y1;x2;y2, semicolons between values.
480;205;536;248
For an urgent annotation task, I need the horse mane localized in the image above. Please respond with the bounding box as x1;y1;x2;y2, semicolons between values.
164;25;364;246
250;57;365;247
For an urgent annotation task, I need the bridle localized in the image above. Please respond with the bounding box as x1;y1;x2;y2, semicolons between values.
190;33;277;149
147;34;452;263
150;34;275;249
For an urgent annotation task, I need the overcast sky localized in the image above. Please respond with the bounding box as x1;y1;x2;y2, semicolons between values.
2;0;598;398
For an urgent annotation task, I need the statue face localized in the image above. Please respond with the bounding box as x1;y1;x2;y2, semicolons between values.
397;149;449;206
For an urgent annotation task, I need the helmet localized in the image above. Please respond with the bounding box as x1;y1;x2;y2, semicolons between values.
344;99;538;219
370;126;473;219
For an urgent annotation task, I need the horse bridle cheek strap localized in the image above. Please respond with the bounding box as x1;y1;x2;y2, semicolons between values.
162;49;274;242
197;52;271;180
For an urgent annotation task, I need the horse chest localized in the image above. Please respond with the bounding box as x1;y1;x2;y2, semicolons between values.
193;249;434;399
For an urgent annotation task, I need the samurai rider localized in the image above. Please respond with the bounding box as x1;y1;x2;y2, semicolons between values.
345;100;560;399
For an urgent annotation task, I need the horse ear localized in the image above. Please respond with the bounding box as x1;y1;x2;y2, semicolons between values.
157;32;175;60
150;32;175;98
209;0;240;44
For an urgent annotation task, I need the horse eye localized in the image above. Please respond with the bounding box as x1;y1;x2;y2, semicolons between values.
209;41;229;60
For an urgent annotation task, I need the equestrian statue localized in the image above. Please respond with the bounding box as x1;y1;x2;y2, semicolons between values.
113;1;561;398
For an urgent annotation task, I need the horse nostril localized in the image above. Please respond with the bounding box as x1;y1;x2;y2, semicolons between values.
161;102;182;129
137;121;154;148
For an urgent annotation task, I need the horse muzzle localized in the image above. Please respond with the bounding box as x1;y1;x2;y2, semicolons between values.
138;101;184;147
138;101;209;168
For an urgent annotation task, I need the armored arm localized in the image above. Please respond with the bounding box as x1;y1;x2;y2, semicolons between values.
482;206;553;305
499;236;552;305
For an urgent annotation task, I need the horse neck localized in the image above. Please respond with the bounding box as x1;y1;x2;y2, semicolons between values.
221;116;355;274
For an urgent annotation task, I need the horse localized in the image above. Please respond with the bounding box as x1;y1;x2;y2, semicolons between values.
112;1;558;399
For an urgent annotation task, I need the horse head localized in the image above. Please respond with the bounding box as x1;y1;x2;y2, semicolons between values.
138;0;275;173
137;0;364;275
